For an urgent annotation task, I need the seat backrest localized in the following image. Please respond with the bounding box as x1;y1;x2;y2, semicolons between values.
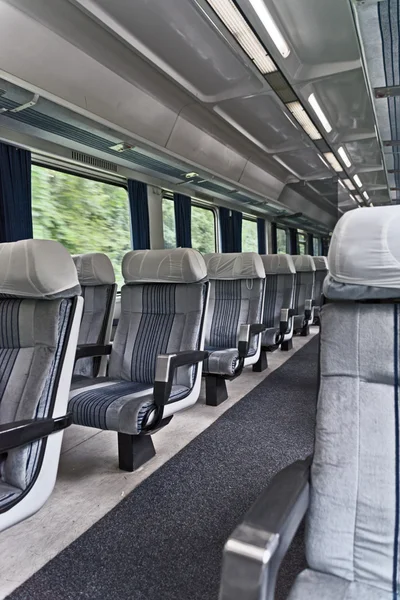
306;206;400;593
260;254;296;332
203;253;265;353
292;255;315;316
312;255;328;309
109;248;208;389
73;253;116;377
0;239;82;531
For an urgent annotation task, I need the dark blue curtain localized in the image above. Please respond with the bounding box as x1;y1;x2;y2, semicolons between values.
257;218;266;254
174;193;191;247
128;179;150;249
288;228;298;255
270;222;277;254
321;237;330;256
0;143;32;242
307;233;314;256
220;207;242;252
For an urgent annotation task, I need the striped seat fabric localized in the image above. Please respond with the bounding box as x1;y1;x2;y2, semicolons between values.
72;253;117;379
292;255;316;332
203;253;265;376
260;254;296;347
312;256;328;319
69;249;208;435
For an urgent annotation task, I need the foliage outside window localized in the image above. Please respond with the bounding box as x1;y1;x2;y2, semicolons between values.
298;231;307;255
162;197;176;248
191;205;216;253
313;236;320;256
242;218;258;252
31;165;131;288
276;227;287;254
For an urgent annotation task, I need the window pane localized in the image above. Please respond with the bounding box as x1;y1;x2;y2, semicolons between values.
313;236;320;255
242;219;258;252
31;165;131;288
276;228;287;254
162;198;176;248
297;231;306;255
191;205;216;253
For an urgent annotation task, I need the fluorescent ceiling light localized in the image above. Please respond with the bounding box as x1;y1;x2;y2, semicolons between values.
343;178;355;191
349;194;357;203
308;93;332;133
338;179;346;189
286;101;322;140
318;154;329;169
355;195;363;203
323;152;343;172
363;191;369;200
206;0;277;74
337;146;352;168
353;174;362;188
247;0;290;58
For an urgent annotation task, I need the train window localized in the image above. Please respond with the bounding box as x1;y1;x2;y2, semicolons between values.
191;205;216;253
242;218;258;252
162;197;176;248
31;165;131;287
313;236;320;256
276;227;287;254
298;231;307;255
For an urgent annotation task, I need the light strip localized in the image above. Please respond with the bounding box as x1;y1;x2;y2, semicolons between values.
343;178;355;191
349;194;357;203
273;155;301;178
323;152;343;172
353;174;362;188
247;0;290;58
355;195;363;203
318;154;330;169
337;146;352;168
206;0;277;74
338;179;346;189
287;101;322;140
308;93;332;133
363;191;369;200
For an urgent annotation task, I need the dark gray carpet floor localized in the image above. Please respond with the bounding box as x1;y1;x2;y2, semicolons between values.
8;336;319;600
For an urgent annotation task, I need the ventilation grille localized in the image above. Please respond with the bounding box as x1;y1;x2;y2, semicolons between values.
71;151;118;172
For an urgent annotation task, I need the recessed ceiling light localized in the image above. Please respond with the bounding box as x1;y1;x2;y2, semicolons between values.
247;0;290;58
363;191;369;200
206;0;277;74
286;102;322;140
323;152;343;172
343;179;356;191
308;93;332;133
185;172;199;179
337;146;352;168
353;174;362;188
355;195;363;203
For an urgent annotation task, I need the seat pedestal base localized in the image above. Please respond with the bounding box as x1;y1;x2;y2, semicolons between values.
117;433;156;472
252;350;268;372
206;376;228;406
281;338;293;351
301;323;310;337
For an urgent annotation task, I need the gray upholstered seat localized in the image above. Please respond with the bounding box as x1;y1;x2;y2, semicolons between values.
259;254;296;353
69;248;209;471
202;252;265;405
72;253;117;379
311;255;328;321
292;255;316;336
0;240;83;532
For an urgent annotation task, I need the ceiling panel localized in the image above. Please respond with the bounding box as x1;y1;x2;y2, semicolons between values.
274;148;331;179
358;170;387;187
341;138;383;171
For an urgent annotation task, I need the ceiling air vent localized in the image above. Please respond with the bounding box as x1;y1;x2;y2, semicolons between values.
71;151;118;173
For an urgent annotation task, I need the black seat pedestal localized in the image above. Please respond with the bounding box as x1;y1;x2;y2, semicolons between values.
252;350;268;372
206;376;228;406
118;433;156;472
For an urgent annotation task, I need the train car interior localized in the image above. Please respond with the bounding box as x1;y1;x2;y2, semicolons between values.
0;0;398;598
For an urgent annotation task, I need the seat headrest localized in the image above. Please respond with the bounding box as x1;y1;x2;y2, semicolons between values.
312;256;329;271
0;239;81;299
122;248;207;284
292;255;316;273
324;206;400;300
73;253;115;286
204;253;265;280
260;254;296;275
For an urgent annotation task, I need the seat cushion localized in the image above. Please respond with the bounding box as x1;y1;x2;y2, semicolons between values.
262;327;279;347
203;348;240;376
288;569;392;600
69;378;189;434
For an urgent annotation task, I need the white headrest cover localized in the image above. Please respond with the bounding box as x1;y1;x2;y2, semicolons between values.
73;253;115;286
0;239;80;299
292;255;316;273
328;206;400;289
204;253;265;280
122;248;207;284
260;254;296;275
312;256;328;271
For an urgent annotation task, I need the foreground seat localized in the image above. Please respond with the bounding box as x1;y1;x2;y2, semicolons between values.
219;206;400;600
202;253;266;405
69;248;209;471
311;255;328;323
292;255;316;336
73;253;117;379
254;254;296;369
0;240;82;532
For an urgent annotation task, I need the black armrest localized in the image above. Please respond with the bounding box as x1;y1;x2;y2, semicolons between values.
238;323;266;358
219;457;311;600
279;308;295;335
0;414;73;453
304;299;313;321
153;350;209;408
75;344;112;361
